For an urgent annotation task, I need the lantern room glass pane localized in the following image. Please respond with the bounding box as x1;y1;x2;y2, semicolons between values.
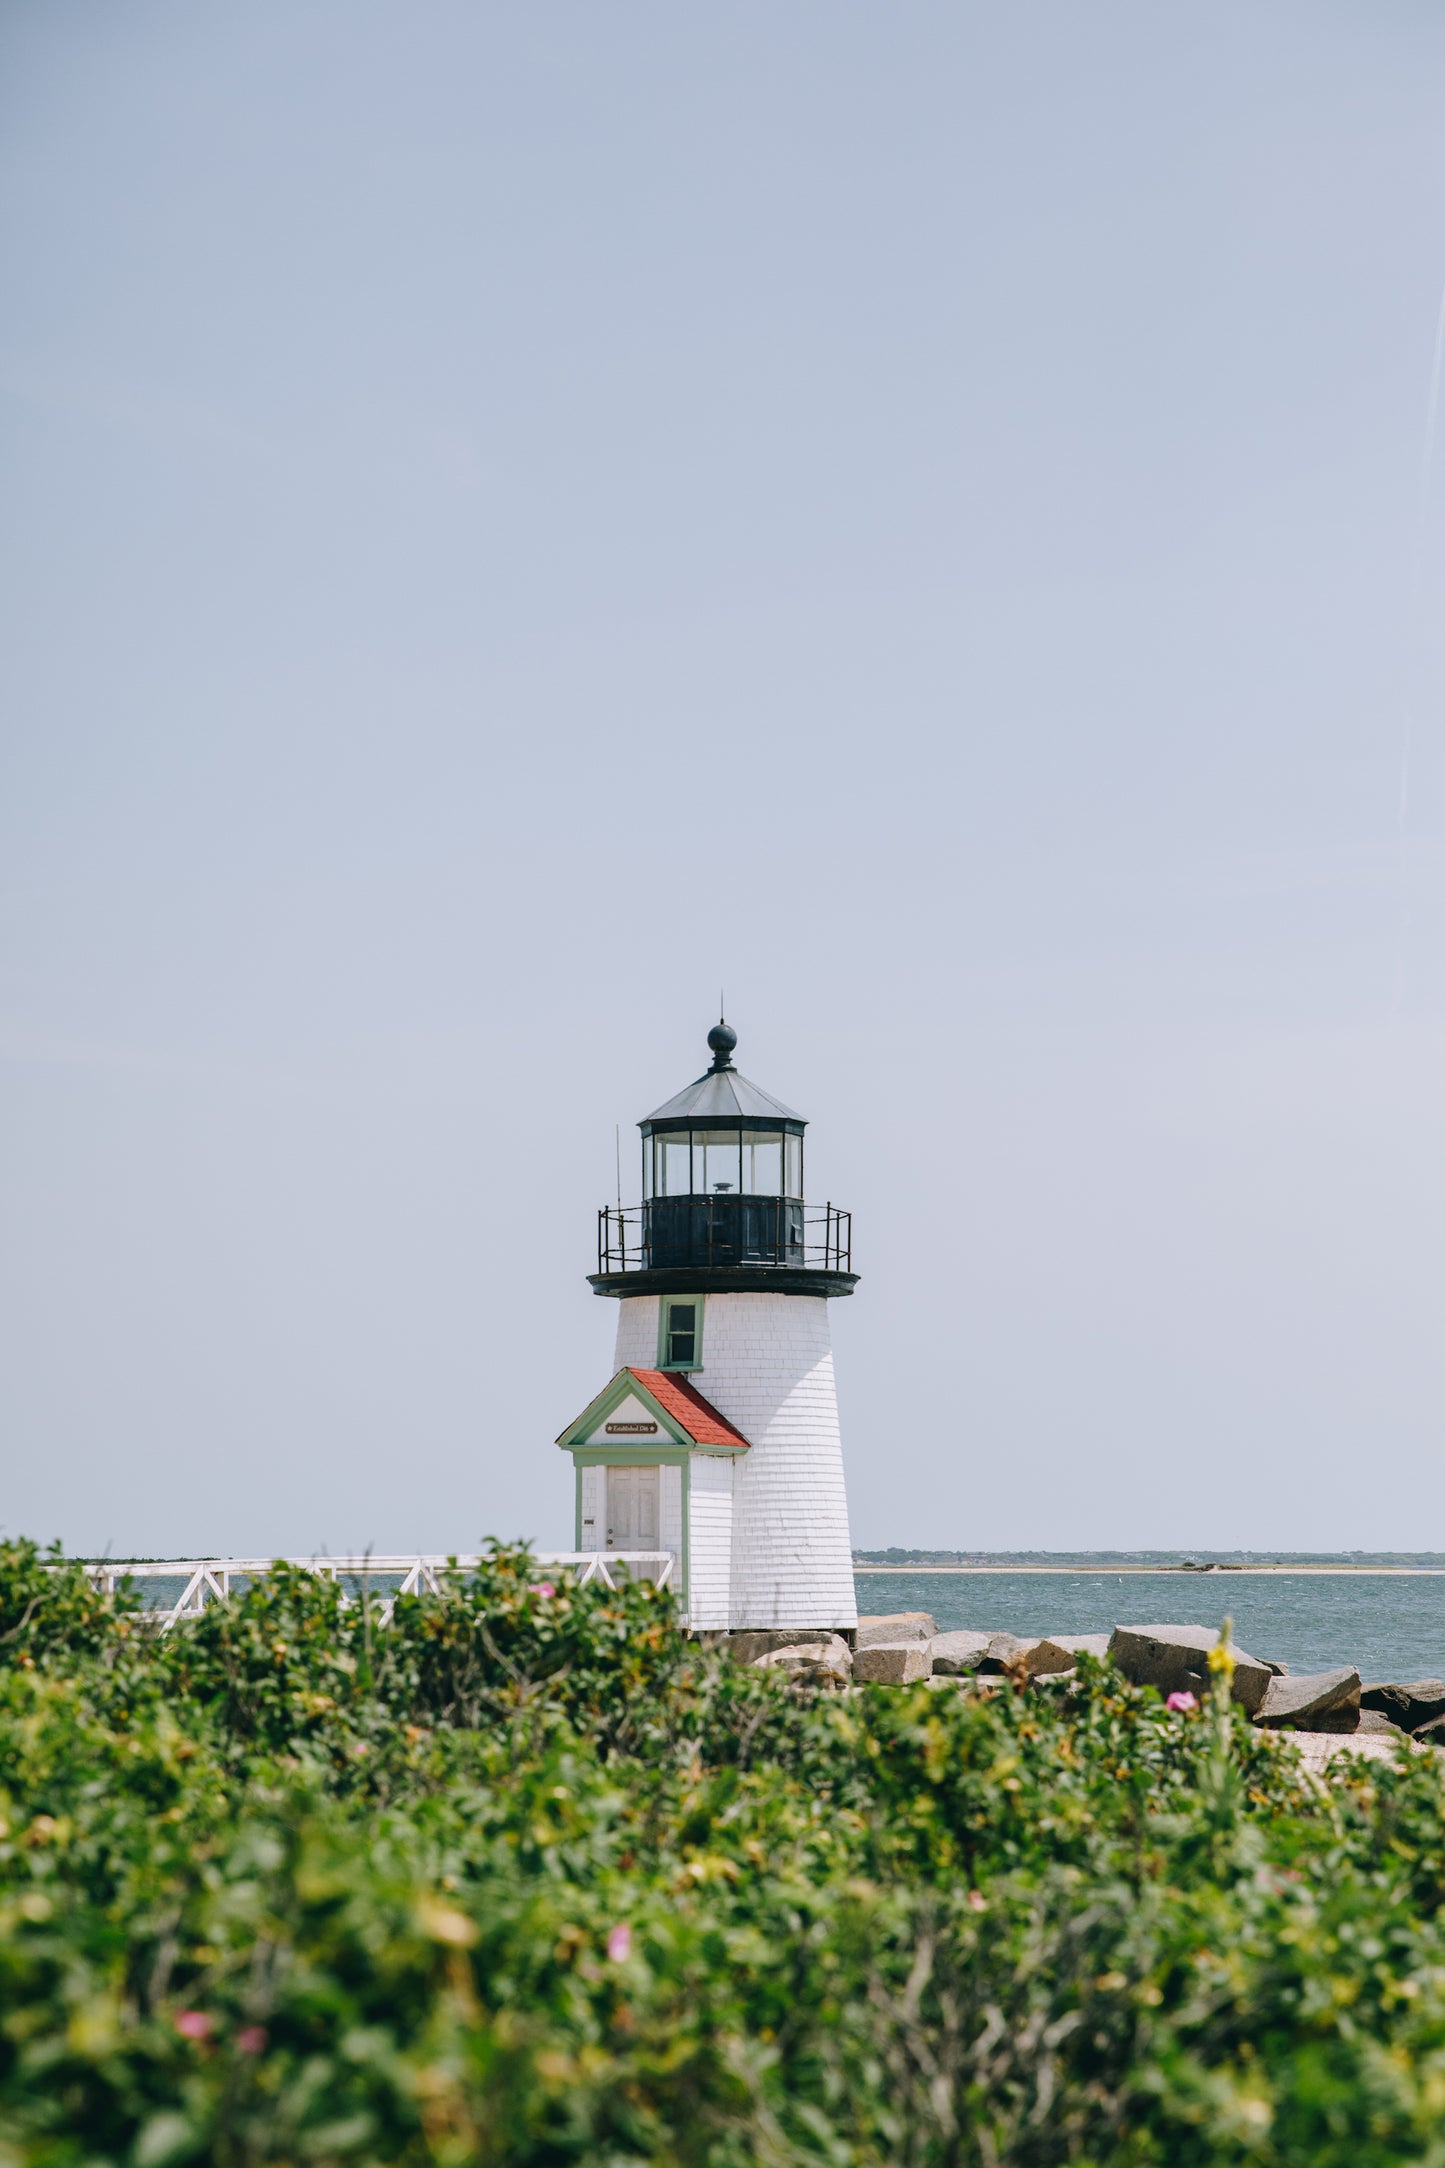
742;1133;783;1195
652;1135;692;1196
694;1129;742;1194
785;1134;802;1197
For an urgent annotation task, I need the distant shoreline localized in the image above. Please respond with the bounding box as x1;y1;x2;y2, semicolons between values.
853;1564;1445;1577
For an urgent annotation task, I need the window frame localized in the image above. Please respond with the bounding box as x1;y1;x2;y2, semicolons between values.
657;1293;704;1372
645;1123;805;1200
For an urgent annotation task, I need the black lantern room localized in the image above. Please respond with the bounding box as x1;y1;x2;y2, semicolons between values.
590;1021;857;1299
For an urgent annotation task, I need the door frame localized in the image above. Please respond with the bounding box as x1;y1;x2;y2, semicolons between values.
571;1445;690;1603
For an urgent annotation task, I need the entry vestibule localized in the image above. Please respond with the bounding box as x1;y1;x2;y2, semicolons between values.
606;1463;659;1549
556;1363;755;1623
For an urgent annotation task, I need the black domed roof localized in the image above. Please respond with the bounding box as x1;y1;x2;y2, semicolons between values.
642;1021;803;1128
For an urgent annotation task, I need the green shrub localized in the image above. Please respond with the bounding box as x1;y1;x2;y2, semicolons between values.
2;1543;1445;2164
0;1540;141;1672
150;1550;694;1778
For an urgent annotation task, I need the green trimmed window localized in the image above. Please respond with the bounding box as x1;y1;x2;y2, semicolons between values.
659;1296;702;1370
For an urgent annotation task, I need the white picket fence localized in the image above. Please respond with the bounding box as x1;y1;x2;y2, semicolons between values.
81;1552;676;1631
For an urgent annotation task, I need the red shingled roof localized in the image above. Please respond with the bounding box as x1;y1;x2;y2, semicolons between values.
625;1368;751;1449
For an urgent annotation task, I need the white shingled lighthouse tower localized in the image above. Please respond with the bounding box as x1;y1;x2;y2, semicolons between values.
556;1020;858;1634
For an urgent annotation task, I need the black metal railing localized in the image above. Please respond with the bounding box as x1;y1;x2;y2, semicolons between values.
596;1197;852;1276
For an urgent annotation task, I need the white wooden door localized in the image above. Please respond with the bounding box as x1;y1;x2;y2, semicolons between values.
606;1464;659;1549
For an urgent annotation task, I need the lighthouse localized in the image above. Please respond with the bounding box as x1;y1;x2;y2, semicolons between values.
555;1020;859;1634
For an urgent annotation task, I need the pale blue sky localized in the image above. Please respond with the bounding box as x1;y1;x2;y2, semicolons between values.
3;4;1444;1556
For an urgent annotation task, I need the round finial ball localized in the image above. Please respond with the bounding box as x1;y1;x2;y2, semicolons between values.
707;1019;737;1063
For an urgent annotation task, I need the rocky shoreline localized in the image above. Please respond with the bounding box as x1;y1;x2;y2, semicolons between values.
731;1611;1445;1757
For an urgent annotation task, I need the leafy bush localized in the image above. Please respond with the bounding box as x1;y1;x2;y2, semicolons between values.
0;1541;141;1672
2;1537;1445;2164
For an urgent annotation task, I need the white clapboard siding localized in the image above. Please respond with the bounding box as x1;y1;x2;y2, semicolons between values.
612;1292;856;1632
686;1453;735;1631
579;1464;603;1550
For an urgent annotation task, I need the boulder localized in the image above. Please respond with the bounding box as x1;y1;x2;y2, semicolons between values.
968;1634;1083;1678
1415;1714;1445;1750
854;1640;933;1685
1108;1624;1273;1715
1354;1708;1408;1738
1253;1667;1361;1732
929;1630;994;1675
856;1612;936;1650
1359;1680;1445;1734
976;1632;1030;1674
750;1637;852;1685
729;1629;845;1664
1019;1639;1082;1678
1042;1633;1113;1663
1292;1730;1416;1769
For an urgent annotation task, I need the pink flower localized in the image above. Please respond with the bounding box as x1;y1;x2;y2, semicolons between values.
174;2010;213;2040
965;1889;988;1912
236;2026;268;2055
606;1923;632;1962
1165;1690;1198;1713
529;1582;556;1599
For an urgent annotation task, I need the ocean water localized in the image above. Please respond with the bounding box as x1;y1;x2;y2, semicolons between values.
855;1571;1445;1684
